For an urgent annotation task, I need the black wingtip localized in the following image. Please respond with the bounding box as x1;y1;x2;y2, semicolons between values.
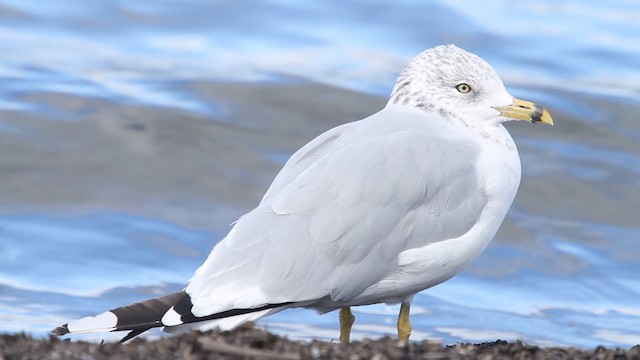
51;324;70;336
119;328;150;343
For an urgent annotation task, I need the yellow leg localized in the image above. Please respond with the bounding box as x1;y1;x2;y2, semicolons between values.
339;307;355;344
397;302;412;345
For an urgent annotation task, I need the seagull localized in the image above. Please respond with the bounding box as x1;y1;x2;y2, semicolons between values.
52;44;552;344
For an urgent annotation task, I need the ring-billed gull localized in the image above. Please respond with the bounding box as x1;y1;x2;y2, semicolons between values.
52;44;552;344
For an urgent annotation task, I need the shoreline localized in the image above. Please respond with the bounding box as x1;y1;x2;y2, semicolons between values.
3;324;638;360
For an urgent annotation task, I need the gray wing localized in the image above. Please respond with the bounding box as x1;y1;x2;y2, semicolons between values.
186;106;487;316
261;122;352;202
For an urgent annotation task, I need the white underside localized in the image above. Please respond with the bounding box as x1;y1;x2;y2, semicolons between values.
162;308;279;334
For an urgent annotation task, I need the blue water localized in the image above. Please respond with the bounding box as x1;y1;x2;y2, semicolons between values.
1;0;639;349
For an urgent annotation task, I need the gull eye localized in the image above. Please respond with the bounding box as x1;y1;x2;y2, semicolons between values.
456;83;471;94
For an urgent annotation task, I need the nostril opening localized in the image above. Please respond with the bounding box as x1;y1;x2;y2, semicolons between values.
517;104;529;109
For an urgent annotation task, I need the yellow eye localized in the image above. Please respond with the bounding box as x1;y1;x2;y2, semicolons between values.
456;83;471;94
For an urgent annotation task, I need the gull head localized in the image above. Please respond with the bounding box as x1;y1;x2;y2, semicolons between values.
388;44;552;127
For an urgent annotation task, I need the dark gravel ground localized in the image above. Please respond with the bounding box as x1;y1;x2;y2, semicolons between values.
2;324;638;360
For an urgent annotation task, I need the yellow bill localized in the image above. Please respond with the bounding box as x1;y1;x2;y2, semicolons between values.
494;98;553;125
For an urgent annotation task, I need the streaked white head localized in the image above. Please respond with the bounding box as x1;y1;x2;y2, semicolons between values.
388;45;552;127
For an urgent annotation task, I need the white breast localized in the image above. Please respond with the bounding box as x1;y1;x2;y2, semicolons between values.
352;124;521;306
